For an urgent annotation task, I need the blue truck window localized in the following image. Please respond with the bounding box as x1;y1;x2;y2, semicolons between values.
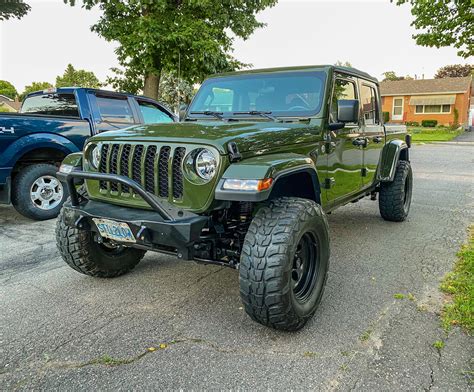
96;96;135;124
21;93;79;117
138;101;174;124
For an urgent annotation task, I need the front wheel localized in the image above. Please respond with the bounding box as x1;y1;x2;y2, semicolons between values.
56;209;145;278
379;160;413;222
239;197;330;331
12;164;68;220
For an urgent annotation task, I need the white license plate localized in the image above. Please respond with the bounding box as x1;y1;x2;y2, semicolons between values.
92;218;136;243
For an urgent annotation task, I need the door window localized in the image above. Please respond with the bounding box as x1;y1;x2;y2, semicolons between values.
96;96;135;124
392;98;404;118
360;85;379;125
138;101;174;124
331;79;357;123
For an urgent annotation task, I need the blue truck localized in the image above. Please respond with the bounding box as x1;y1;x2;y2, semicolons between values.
0;87;176;220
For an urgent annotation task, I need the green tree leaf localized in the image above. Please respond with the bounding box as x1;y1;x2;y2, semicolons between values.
435;64;474;78
0;0;31;21
0;80;18;99
65;0;277;99
55;64;102;88
394;0;474;58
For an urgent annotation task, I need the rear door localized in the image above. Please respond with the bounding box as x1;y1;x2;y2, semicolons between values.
91;94;139;133
359;82;384;188
326;75;364;204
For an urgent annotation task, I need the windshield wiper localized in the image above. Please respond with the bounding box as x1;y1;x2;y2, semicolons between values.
233;111;279;122
190;111;225;120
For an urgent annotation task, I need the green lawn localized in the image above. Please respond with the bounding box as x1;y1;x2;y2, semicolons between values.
440;226;473;334
408;127;463;143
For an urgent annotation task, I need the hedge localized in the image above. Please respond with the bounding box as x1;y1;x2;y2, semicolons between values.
422;119;438;127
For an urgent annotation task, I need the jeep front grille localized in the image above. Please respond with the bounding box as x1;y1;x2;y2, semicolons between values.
97;143;186;199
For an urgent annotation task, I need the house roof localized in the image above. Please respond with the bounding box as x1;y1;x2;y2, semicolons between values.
0;94;14;103
380;76;472;96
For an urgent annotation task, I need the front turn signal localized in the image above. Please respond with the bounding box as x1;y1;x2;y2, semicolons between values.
222;178;273;192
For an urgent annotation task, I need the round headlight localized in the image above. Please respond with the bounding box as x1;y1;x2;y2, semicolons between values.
90;143;102;169
195;149;217;180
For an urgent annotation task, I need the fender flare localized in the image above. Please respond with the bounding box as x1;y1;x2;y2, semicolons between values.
0;133;80;169
215;153;322;203
377;139;409;182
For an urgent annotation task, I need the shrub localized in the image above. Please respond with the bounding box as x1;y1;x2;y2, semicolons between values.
405;121;419;127
450;108;460;130
422;119;438;127
383;111;390;123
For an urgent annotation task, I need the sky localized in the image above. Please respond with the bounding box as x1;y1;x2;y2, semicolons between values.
0;0;472;93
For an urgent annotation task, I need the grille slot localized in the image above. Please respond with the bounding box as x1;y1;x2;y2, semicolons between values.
172;147;186;199
158;146;171;197
144;146;157;193
120;144;131;193
98;143;109;190
97;143;187;201
109;144;120;191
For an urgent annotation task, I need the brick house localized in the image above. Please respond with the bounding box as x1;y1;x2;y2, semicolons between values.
380;76;472;127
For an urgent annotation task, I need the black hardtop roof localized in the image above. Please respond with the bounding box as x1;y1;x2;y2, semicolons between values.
212;65;378;84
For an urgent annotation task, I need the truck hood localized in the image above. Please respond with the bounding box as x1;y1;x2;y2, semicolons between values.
90;120;323;155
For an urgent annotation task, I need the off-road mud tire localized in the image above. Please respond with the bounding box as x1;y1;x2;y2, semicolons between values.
56;208;145;278
239;197;330;331
379;160;413;222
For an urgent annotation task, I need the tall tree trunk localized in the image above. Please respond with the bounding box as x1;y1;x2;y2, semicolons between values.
143;71;161;100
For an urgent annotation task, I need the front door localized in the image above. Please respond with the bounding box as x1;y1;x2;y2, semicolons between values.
392;96;404;121
325;76;364;205
360;83;385;187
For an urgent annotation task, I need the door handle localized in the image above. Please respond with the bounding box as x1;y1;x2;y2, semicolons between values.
352;138;368;147
373;136;383;143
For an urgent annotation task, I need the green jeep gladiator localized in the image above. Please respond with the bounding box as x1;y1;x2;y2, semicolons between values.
56;65;412;331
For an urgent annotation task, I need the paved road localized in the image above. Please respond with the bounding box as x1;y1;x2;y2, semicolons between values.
1;137;473;391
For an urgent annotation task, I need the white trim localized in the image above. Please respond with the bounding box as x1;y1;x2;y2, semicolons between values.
392;96;404;121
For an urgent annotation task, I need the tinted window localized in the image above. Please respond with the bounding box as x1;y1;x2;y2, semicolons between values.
138;101;173;124
360;84;379;125
21;93;79;117
331;79;356;122
96;96;134;123
189;71;326;118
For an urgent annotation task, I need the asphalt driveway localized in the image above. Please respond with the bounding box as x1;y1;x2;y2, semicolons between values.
1;137;473;390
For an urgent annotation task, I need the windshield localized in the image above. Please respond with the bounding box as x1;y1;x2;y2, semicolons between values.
21;93;79;117
189;71;327;119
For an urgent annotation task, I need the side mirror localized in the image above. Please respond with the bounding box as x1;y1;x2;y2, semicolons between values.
337;99;359;123
179;104;188;121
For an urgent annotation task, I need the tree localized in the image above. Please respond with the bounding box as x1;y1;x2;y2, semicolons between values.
20;82;53;101
435;64;474;79
382;71;405;81
0;81;18;99
56;64;101;88
394;0;473;58
0;0;31;20
65;0;278;100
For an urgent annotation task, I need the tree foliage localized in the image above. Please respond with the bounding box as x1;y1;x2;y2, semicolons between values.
56;64;101;88
0;80;18;99
382;71;405;81
65;0;278;99
0;0;31;21
394;0;473;58
20;82;53;101
435;64;474;79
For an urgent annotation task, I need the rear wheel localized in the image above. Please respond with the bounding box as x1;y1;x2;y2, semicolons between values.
379;160;413;222
56;208;145;278
12;164;67;220
239;197;330;331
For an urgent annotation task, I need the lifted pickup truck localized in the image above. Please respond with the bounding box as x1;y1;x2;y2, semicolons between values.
56;66;412;331
0;87;175;220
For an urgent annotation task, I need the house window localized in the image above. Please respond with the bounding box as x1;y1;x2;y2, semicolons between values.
414;104;451;114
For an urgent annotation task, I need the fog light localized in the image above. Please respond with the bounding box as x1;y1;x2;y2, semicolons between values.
222;178;273;192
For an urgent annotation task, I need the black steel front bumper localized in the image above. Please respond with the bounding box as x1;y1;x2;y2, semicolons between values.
58;170;209;260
